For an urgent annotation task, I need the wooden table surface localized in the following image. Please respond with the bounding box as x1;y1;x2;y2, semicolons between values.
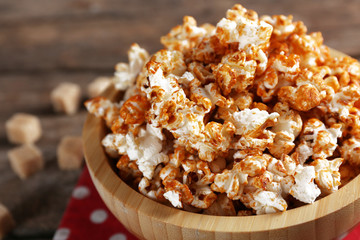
0;0;359;239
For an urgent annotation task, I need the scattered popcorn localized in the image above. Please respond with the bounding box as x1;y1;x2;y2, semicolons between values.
57;136;84;170
87;76;113;98
51;82;81;115
7;144;44;179
86;4;360;215
5;113;42;144
0;203;15;239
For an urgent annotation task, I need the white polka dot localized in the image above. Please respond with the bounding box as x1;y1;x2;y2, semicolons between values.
90;209;108;224
53;228;70;240
109;233;127;240
72;186;90;199
337;231;349;240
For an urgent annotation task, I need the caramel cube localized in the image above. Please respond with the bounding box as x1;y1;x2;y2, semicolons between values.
87;77;112;98
51;82;81;115
57;136;84;170
5;113;42;144
7;144;44;179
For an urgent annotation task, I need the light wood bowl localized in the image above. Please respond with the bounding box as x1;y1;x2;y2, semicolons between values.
83;49;360;240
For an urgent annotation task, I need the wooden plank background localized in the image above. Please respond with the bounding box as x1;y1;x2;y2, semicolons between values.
0;0;359;239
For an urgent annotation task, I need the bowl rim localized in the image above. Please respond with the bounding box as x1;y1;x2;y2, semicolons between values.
83;48;360;234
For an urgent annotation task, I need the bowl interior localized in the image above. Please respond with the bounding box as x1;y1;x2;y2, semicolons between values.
82;48;360;238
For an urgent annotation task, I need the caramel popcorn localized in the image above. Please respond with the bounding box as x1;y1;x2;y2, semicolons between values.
86;4;360;215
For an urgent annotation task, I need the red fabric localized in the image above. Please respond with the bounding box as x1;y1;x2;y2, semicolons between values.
55;166;138;240
56;166;360;240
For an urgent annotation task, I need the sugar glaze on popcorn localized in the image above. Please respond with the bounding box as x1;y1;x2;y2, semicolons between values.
86;4;360;215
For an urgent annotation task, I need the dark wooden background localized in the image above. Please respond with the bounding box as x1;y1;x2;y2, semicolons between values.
0;0;359;239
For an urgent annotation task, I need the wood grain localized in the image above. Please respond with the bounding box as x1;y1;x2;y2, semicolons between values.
0;0;360;72
83;50;360;240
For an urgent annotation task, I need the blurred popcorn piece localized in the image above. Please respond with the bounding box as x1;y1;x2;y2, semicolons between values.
113;43;149;90
7;144;44;179
5;113;42;144
87;76;113;98
51;82;81;115
57;136;84;170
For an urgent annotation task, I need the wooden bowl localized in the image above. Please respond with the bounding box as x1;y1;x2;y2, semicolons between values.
83;49;360;240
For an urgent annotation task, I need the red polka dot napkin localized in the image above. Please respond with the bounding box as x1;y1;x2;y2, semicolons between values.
55;166;359;240
54;166;138;240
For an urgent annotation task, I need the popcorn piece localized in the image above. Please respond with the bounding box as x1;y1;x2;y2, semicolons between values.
102;124;168;179
116;155;142;183
261;15;305;40
269;102;302;158
296;119;342;163
215;12;272;53
114;43;149;90
163;179;194;206
57;136;84;170
160;163;180;182
234;130;276;156
212;51;257;96
311;158;343;194
7;144;44;179
256;53;300;102
231;108;279;136
341;138;360;167
51;82;81;115
226;4;258;22
327;84;360;120
101;134;121;158
204;83;233;108
289;165;321;203
278;83;322;112
211;155;271;200
127;128;168;179
149;50;187;77
0;203;15;239
289;32;328;68
87;76;113;98
211;165;247;200
138;167;165;201
180;161;217;209
163;190;183;208
194;121;236;162
119;95;150;125
5;113;42;144
241;189;287;214
161;16;208;53
85;97;122;129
